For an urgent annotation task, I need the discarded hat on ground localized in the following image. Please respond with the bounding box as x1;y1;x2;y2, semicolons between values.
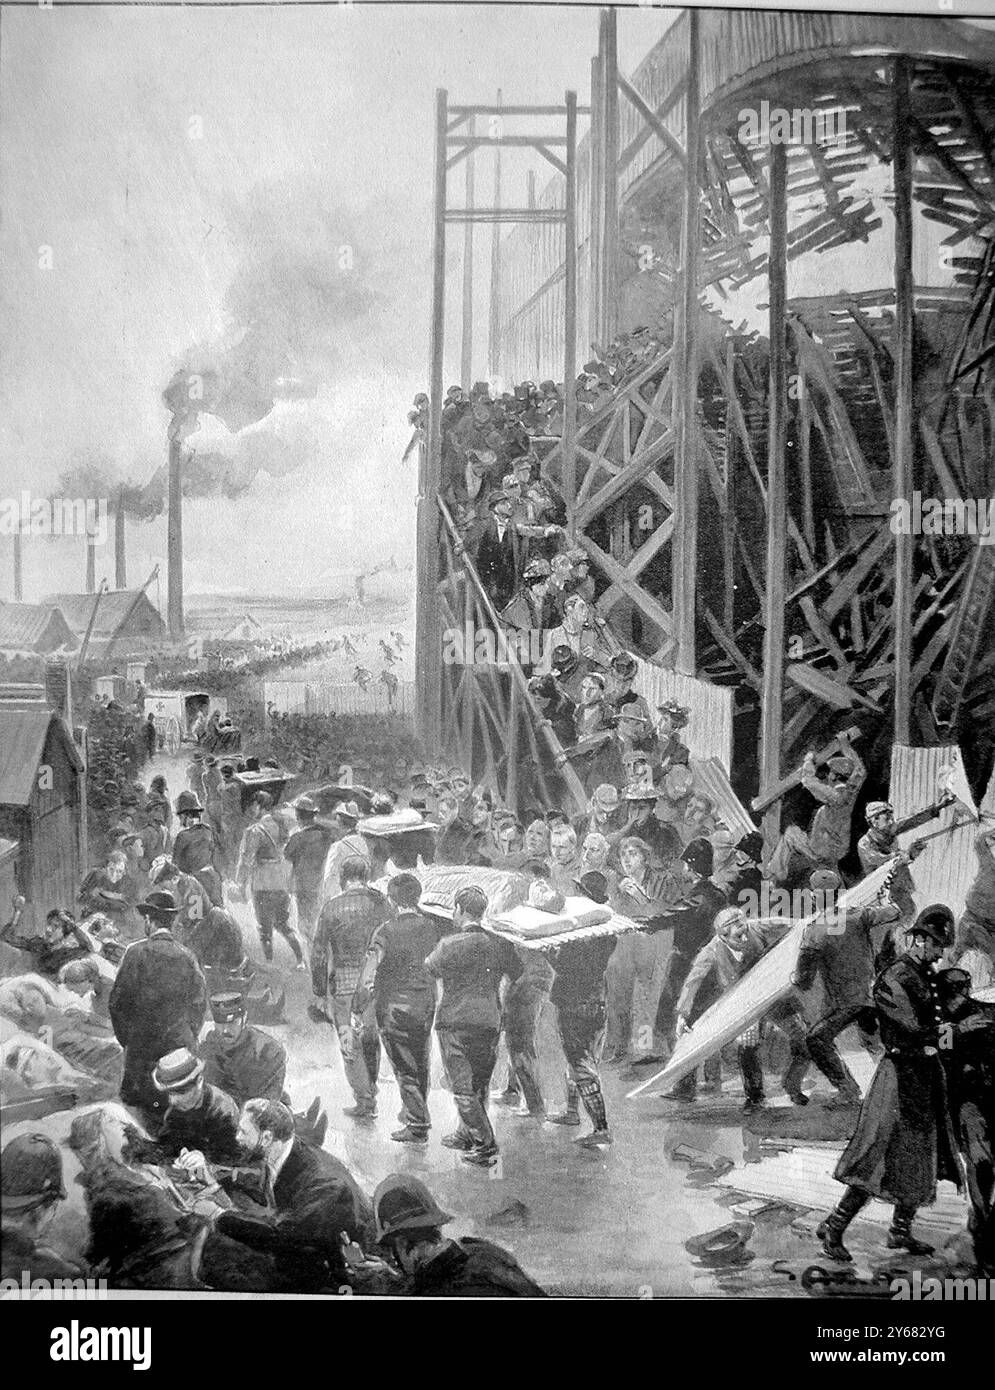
1;1132;66;1212
685;1221;754;1265
810;868;843;891
373;1173;453;1245
152;1047;204;1092
175;791;203;814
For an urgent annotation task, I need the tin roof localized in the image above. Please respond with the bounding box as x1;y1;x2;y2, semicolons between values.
0;708;83;807
0;603;77;653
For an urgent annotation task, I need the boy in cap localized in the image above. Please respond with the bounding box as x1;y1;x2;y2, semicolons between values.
373;1173;544;1297
1;1133;83;1282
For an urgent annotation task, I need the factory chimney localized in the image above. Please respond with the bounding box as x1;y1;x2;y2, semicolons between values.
115;499;128;589
167;432;184;639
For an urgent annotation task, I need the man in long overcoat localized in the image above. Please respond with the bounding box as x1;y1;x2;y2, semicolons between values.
817;907;962;1262
108;891;208;1124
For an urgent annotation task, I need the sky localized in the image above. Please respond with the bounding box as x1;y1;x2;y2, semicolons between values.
1;3;992;604
0;1;675;602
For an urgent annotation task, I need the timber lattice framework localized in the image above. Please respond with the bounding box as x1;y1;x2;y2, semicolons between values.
415;8;995;821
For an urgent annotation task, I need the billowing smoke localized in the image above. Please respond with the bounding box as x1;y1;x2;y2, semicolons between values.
57;182;385;516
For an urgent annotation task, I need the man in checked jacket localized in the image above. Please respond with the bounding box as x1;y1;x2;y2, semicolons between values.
311;858;392;1119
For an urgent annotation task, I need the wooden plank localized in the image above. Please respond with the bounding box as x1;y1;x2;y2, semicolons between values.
671;5;701;678
759;140;788;852
627;858;899;1094
893;58;915;746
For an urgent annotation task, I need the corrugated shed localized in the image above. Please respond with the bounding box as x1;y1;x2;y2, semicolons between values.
42;591;165;641
0;604;76;653
632;659;733;767
0;709;53;806
890;744;980;926
689;755;756;841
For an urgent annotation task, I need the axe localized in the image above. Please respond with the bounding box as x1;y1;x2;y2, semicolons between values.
752;726;862;815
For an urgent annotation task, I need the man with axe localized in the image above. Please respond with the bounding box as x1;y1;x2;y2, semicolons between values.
857;789;955;926
764;730;866;888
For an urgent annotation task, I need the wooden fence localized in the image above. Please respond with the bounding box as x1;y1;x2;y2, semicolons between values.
264;679;415;718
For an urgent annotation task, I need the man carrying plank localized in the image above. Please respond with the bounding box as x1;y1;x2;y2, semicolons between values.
674;907;808;1112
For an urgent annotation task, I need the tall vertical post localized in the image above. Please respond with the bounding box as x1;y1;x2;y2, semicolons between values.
601;7;620;347
487;92;503;383
760;140;789;852
12;530;23;601
85;535;95;594
166;434;184;639
563;90;579;538
461;115;475;390
114;500;127;589
671;8;701;675
893;58;914;747
416;88;448;755
589;53;604;351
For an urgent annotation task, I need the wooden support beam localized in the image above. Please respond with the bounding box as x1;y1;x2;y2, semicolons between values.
618;76;686;173
416;88;448;756
601;8;620;346
671;6;701;676
760;140;788;851
588;53;604;352
461;116;475;390
563;89;579;537
487;92;502;383
893;57;915;746
617;74;686;167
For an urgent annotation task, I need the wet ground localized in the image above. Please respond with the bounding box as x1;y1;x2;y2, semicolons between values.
28;747;966;1299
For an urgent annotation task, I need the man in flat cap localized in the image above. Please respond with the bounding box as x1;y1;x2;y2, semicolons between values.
373;1173;544;1297
818;906;961;1262
108;890;208;1123
1;1133;84;1283
857;794;950;926
202;992;288;1109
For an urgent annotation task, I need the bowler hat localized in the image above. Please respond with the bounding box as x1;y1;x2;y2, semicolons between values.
656;699;689;729
152;1048;204;1092
373;1174;453;1245
1;1133;66;1212
577;871;609;904
136;890;180;919
175;790;203;815
681;838;714;877
294;795;318;815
